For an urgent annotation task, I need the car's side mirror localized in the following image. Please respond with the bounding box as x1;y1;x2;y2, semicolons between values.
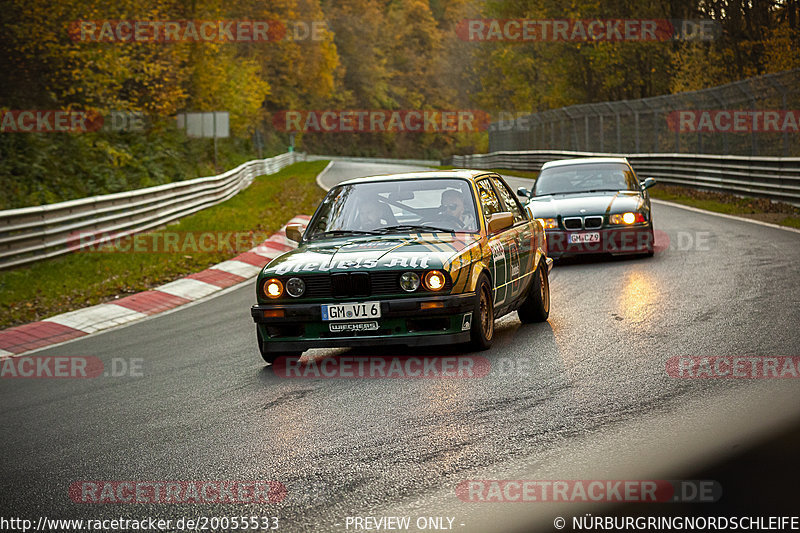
641;177;656;190
285;223;304;243
487;212;515;234
516;187;532;198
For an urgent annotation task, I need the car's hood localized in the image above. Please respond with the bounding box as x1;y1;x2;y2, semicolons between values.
526;191;645;218
262;233;480;276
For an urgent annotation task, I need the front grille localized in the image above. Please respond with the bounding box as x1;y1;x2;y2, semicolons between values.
584;216;603;229
371;272;402;294
351;272;370;296
304;275;332;298
331;273;356;297
563;217;583;230
280;271;451;299
331;272;373;298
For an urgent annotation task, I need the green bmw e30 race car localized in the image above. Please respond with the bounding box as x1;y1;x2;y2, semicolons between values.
250;170;553;363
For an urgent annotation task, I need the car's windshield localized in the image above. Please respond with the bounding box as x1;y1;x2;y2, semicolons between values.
534;163;638;196
306;178;479;240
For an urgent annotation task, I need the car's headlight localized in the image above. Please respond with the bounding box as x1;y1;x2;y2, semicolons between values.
424;270;446;291
536;217;558;229
285;277;306;298
610;212;646;225
263;278;284;299
400;272;420;292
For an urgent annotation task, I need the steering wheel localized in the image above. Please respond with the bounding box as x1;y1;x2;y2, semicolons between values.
421;213;462;229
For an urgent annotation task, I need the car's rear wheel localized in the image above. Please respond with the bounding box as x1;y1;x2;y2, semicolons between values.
257;327;302;364
469;274;494;350
518;261;550;323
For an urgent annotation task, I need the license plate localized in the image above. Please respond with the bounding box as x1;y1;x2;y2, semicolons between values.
569;232;600;244
321;301;381;321
329;321;379;332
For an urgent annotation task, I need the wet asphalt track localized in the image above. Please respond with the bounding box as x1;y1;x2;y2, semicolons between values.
1;161;799;532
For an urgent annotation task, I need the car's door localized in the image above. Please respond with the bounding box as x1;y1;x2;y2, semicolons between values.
490;176;535;303
476;178;515;307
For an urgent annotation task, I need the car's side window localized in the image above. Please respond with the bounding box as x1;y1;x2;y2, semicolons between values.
476;179;503;223
490;177;526;223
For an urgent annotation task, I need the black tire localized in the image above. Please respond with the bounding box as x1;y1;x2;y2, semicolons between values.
517;262;550;323
469;274;494;351
257;327;302;364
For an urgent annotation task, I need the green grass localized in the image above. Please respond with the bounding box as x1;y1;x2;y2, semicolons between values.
648;184;800;227
0;160;328;329
780;216;800;228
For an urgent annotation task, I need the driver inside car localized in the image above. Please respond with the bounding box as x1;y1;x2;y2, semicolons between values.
355;199;395;230
439;189;476;230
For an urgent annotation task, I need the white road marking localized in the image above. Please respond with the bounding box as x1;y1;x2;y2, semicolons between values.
45;304;148;333
156;278;220;300
211;260;262;278
315;160;335;191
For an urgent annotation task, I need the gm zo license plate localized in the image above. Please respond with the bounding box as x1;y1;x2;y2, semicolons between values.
569;232;600;244
321;301;381;321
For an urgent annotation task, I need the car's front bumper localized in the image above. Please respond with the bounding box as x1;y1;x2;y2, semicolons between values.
251;293;475;350
545;226;653;257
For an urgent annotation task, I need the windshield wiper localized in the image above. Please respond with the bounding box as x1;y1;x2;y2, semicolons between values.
541;189;619;195
314;229;383;237
377;224;454;233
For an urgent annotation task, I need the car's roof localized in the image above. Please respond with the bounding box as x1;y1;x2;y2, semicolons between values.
541;157;630;169
338;169;496;186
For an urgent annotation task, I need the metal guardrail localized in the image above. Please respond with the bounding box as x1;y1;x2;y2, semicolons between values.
306;154;439;166
0;152;303;270
443;150;800;206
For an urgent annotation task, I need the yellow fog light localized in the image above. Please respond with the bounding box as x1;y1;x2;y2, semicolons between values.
421;301;444;310
263;278;283;299
424;270;446;291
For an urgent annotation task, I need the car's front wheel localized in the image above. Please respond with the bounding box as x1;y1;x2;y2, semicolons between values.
518;261;550;323
257;327;302;364
469;274;494;350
